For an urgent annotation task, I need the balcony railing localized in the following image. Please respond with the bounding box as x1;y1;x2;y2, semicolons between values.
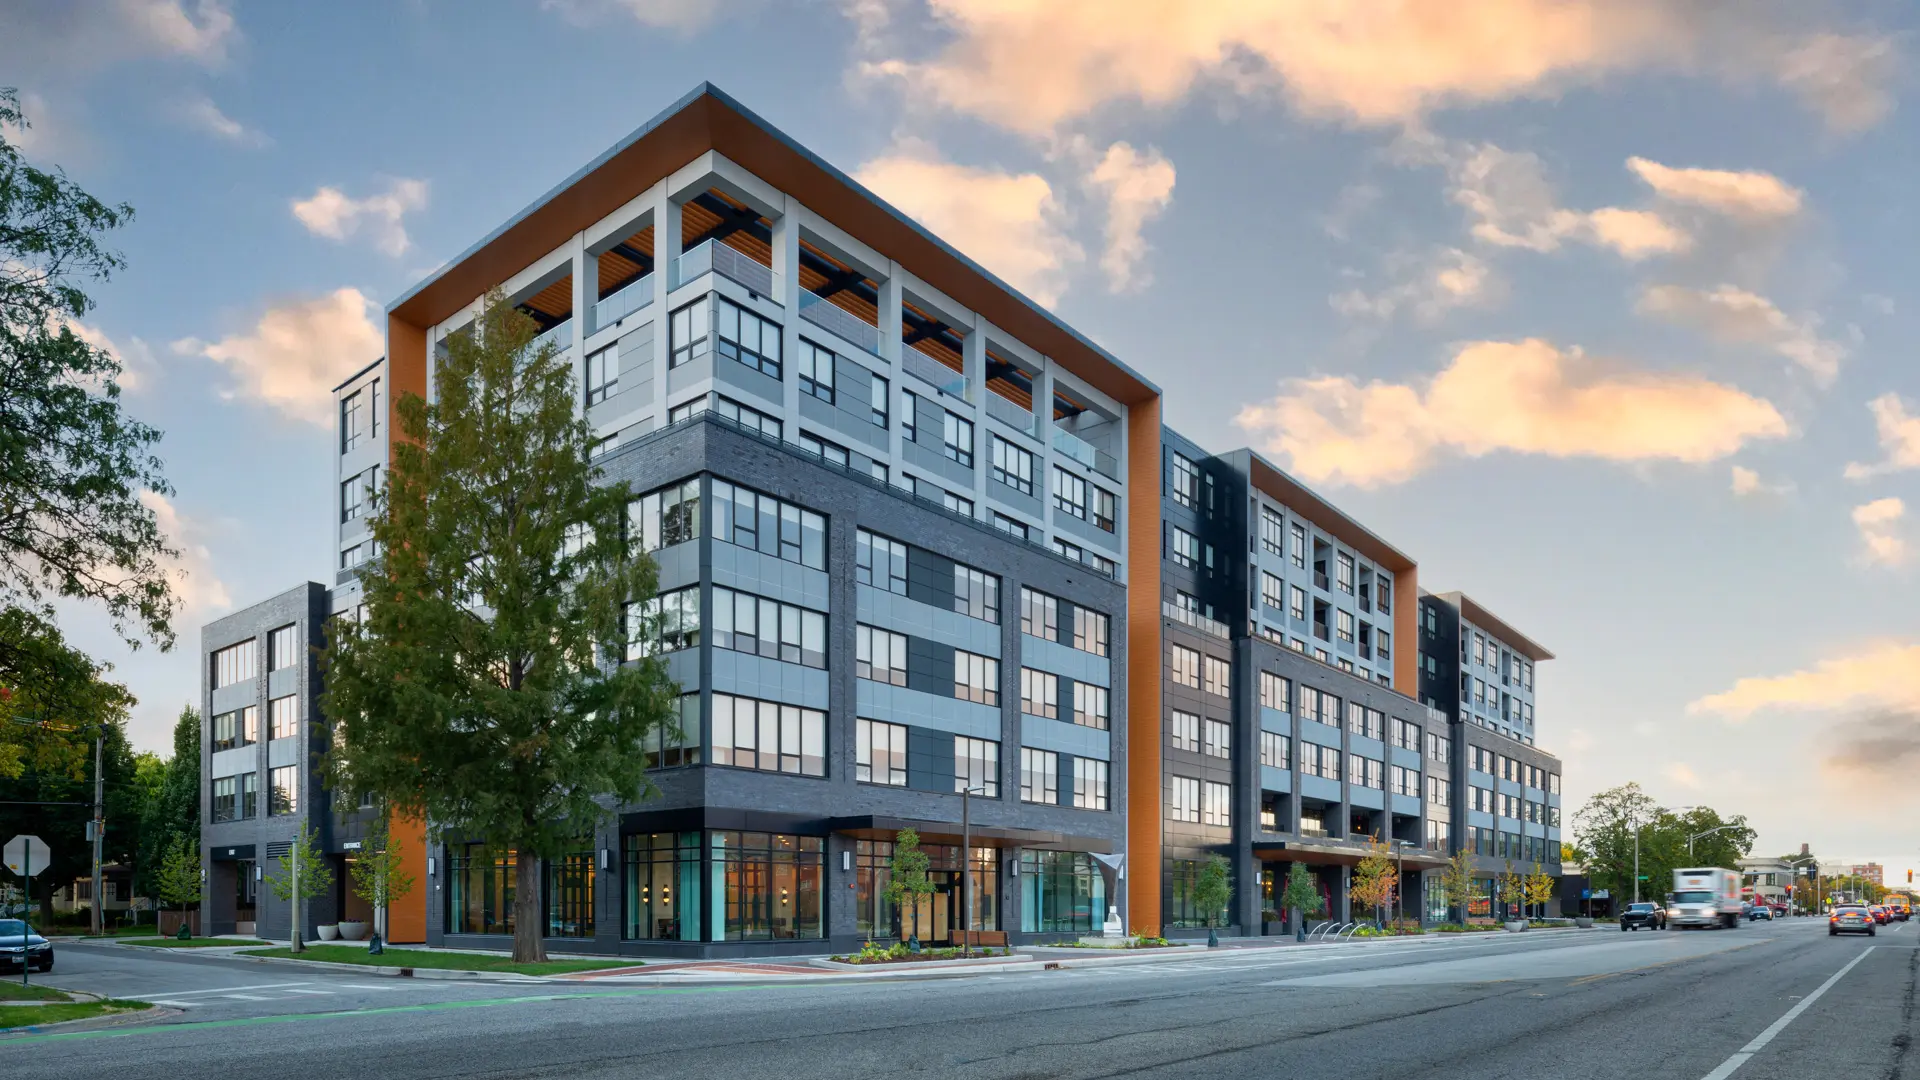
588;273;654;336
902;349;969;402
670;239;784;303
1162;600;1229;640
1052;427;1119;479
530;318;573;358
985;391;1036;437
798;289;881;357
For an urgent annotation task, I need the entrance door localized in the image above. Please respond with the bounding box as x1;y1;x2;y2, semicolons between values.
910;890;952;944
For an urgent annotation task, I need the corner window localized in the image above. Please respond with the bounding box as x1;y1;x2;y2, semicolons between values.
797;339;835;403
585;346;619;405
715;297;782;379
669;296;710;369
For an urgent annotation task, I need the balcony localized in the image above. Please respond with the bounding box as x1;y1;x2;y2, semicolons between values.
670;239;783;303
1052;427;1118;479
530;318;573;358
903;349;969;403
588;273;654;336
798;289;881;357
985;391;1036;437
1163;600;1230;640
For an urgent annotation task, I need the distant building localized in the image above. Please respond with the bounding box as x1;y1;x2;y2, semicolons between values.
1850;862;1884;886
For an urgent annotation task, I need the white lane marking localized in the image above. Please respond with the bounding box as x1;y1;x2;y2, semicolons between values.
1696;947;1875;1080
224;994;272;1001
144;1000;198;1009
280;988;335;996
335;983;402;991
139;981;313;998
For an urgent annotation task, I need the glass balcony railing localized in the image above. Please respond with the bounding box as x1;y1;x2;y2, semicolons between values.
670;239;783;304
1162;600;1230;639
1053;427;1119;478
588;273;653;336
530;318;573;358
985;391;1036;436
902;349;969;402
798;289;881;357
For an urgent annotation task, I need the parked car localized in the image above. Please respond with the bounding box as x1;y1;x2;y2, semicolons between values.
0;919;53;973
1830;906;1876;937
1746;904;1774;921
1868;906;1889;924
1620;902;1666;931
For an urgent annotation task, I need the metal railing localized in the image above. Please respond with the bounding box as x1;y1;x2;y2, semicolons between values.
530;319;573;357
1052;426;1119;479
588;273;654;335
902;348;969;402
669;239;784;303
1162;600;1230;639
985;391;1037;436
798;289;881;357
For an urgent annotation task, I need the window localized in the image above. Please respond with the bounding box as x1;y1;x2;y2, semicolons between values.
901;389;918;441
1335;552;1354;593
340;467;378;524
1549;772;1561;795
1394;718;1422;752
268;695;298;740
669;296;710;369
1377;581;1392;614
855;528;908;594
1169;775;1201;822
1021;668;1058;719
1169;452;1199;508
1428;776;1451;808
994;513;1031;540
340;378;378;452
629;477;704;553
712;831;826;942
715;297;782;378
1021;588;1059;641
1261;572;1285;610
869;373;889;427
1092;486;1116;532
212;773;257;823
693;393;783;439
1170;645;1200;688
1021;747;1059;804
711;479;826;569
585;346;619;405
1170;710;1200;752
624;585;701;659
1203;656;1230;697
990;435;1033;495
268;625;298;671
1055;467;1088;520
955;651;999;706
1336;610;1355;644
1073;607;1109;656
1473;633;1486;665
712;693;827;776
1260;507;1285;555
1289;585;1307;622
857;719;908;786
955;736;999;797
1073;682;1109;730
268;765;298;815
1260;731;1290;769
212;639;256;689
1169;526;1199;568
1391;765;1421;798
713;586;827;668
211;706;257;752
1289;523;1307;569
855;625;907;685
1202;781;1232;826
1428;732;1451;763
1301;744;1337;780
1203;718;1231;759
1072;757;1109;811
1259;672;1291;712
1426;820;1451;852
1351;757;1383;790
797;340;835;402
942;412;974;467
954;563;1000;623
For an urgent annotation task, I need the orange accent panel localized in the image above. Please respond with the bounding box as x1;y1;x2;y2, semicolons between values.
1393;568;1419;696
386;314;427;440
387;813;428;944
1124;400;1164;935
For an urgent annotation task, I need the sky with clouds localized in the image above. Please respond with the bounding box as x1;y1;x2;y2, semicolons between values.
5;0;1918;880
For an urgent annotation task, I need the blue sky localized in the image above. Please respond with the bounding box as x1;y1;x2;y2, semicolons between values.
6;0;1918;881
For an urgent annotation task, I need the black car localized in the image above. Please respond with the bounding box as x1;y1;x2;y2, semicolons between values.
1620;902;1666;931
0;919;53;972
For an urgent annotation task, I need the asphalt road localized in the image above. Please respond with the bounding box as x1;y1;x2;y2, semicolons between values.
1;917;1911;1079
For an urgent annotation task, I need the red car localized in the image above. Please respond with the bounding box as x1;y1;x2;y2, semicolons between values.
1868;906;1890;924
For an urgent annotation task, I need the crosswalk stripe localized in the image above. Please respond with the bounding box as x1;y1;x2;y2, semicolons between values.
224;994;272;1001
144;1000;198;1008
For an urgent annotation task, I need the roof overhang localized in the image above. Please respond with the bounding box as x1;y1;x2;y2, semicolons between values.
826;816;1114;853
1252;839;1448;869
387;82;1159;409
1443;592;1555;661
1242;451;1416;574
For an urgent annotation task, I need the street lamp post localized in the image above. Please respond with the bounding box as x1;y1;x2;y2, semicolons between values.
1686;824;1740;861
959;785;984;959
1786;857;1817;916
1390;838;1409;927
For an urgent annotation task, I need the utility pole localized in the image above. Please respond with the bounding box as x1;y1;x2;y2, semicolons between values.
91;731;104;938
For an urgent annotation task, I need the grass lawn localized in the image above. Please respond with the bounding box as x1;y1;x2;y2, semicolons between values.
123;938;269;949
0;981;71;1002
0;1000;150;1030
240;945;636;976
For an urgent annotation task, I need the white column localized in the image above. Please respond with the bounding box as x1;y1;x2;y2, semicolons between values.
772;198;801;438
649;188;680;433
879;270;904;475
962;319;987;511
568;235;587;421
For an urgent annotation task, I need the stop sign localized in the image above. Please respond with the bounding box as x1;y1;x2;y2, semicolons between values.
3;835;51;877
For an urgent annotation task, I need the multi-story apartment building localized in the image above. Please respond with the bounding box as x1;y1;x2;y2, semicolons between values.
199;83;1566;954
1417;592;1562;917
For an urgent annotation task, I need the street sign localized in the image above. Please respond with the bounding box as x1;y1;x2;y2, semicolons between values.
1582;888;1592;899
3;835;50;877
1593;890;1610;899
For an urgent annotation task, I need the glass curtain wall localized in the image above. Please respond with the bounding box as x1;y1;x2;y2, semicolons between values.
710;832;824;941
855;841;998;941
1020;850;1106;934
448;845;515;935
623;833;702;941
546;851;595;938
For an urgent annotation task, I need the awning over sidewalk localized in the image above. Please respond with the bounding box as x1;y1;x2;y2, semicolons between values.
825;815;1115;852
1253;839;1448;870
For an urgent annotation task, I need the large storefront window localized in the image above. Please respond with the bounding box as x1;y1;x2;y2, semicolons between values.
1424;876;1449;922
1165;859;1208;929
856;842;997;942
1021;850;1105;934
624;833;702;941
711;832;824;941
449;845;515;936
546;852;594;939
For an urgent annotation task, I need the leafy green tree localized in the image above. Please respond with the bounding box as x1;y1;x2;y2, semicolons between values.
1442;846;1477;924
1194;854;1233;931
133;707;199;901
153;835;202;935
0;89;176;648
1349;835;1397;926
883;828;935;946
1280;860;1325;933
321;290;680;963
348;816;416;943
263;824;331;952
1525;861;1557;917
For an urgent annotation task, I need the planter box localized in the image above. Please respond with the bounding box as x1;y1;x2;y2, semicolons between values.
1574;918;1595;928
810;953;1028;973
317;925;340;942
1504;920;1529;933
337;921;369;941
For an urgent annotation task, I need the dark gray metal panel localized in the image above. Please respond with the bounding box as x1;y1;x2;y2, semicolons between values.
905;635;955;697
906;727;954;793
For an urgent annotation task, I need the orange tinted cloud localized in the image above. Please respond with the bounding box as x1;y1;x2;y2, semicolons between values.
1235;338;1790;487
1689;641;1920;719
1843;393;1920;480
1626;157;1804;219
1636;284;1844;382
1852;497;1908;567
171;287;384;425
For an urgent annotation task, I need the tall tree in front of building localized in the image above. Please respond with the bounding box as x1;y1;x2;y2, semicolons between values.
1442;847;1476;925
133;707;201;903
0;90;178;650
321;290;680;963
1280;860;1325;938
1349;836;1398;928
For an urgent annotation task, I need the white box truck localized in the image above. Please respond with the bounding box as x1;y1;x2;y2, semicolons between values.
1669;868;1742;929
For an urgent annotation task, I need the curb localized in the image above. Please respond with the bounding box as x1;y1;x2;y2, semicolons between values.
808;953;1030;973
230;953;547;982
0;1003;171;1038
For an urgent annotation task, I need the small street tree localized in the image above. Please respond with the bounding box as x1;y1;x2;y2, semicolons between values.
321;290;681;963
1525;861;1558;918
1498;860;1528;921
1350;835;1398;927
263;824;331;952
153;835;201;937
348;816;416;947
1195;854;1232;939
1280;860;1326;936
883;828;935;948
1443;847;1477;924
